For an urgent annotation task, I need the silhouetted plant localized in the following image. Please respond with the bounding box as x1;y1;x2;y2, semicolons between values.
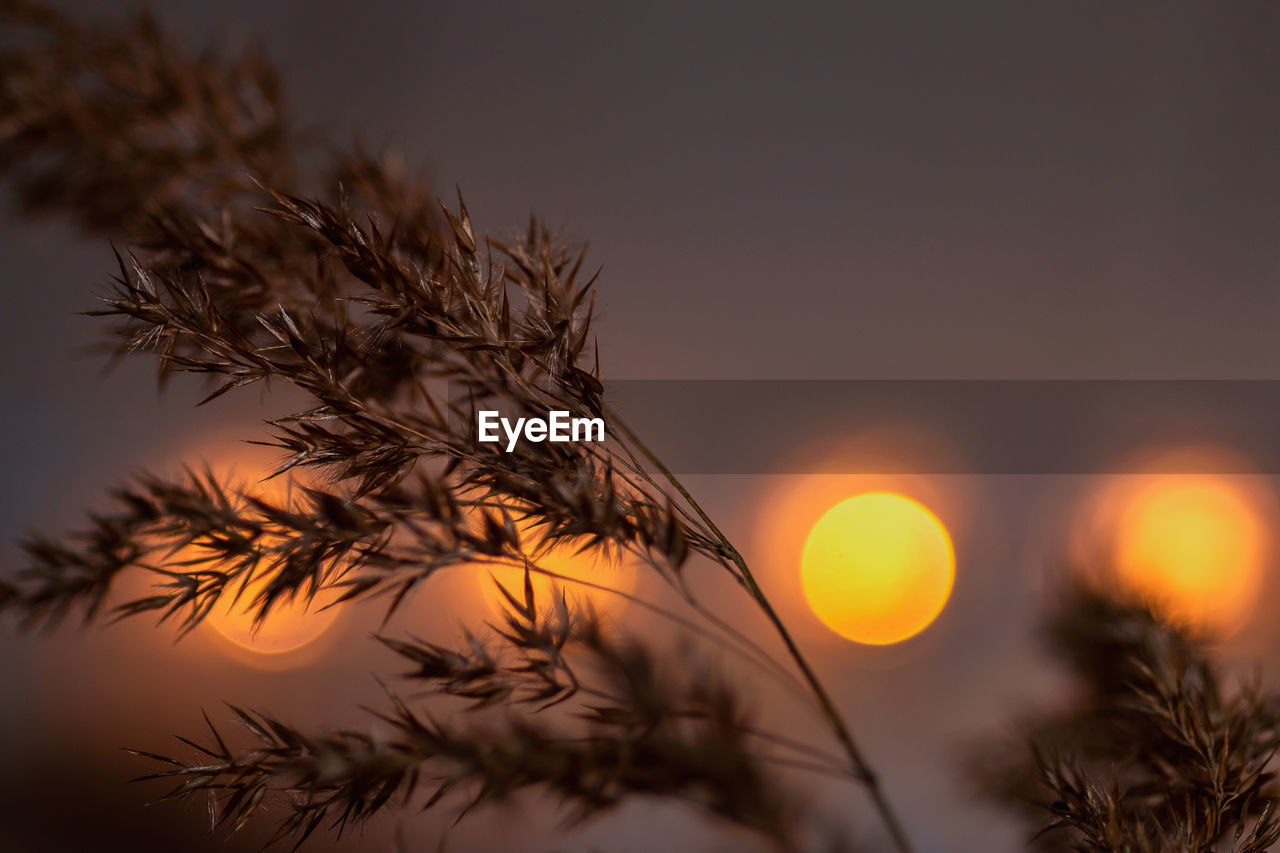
0;2;908;850
975;580;1280;852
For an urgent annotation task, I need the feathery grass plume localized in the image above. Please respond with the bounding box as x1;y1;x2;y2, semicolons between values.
974;579;1280;852
134;588;797;848
0;2;914;850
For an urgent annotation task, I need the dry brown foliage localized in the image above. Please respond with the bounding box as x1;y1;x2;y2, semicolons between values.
0;2;906;850
976;581;1280;852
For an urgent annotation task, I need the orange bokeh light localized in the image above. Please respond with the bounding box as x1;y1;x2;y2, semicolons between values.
477;530;636;617
800;492;955;645
161;450;342;662
204;569;340;657
1102;474;1269;633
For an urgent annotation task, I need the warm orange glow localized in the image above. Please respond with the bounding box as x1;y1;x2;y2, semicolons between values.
171;452;341;660
479;532;636;617
801;493;955;645
204;570;340;656
1109;475;1267;632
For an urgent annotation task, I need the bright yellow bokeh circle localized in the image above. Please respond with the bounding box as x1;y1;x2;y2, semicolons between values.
801;492;955;645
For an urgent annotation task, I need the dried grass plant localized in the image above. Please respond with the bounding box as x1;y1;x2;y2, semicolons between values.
0;2;910;850
974;580;1280;853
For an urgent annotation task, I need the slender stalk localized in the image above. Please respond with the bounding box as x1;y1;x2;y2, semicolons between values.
607;407;917;853
468;555;803;691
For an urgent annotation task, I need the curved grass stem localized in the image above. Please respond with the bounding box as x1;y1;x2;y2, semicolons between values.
606;407;916;853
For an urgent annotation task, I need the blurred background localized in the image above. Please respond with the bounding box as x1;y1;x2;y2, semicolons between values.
2;1;1280;850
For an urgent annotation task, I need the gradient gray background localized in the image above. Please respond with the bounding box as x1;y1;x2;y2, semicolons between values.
2;2;1279;851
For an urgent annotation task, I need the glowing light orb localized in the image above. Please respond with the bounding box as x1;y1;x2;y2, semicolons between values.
1111;475;1266;632
801;493;955;645
205;571;340;656
180;457;340;659
479;534;635;617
